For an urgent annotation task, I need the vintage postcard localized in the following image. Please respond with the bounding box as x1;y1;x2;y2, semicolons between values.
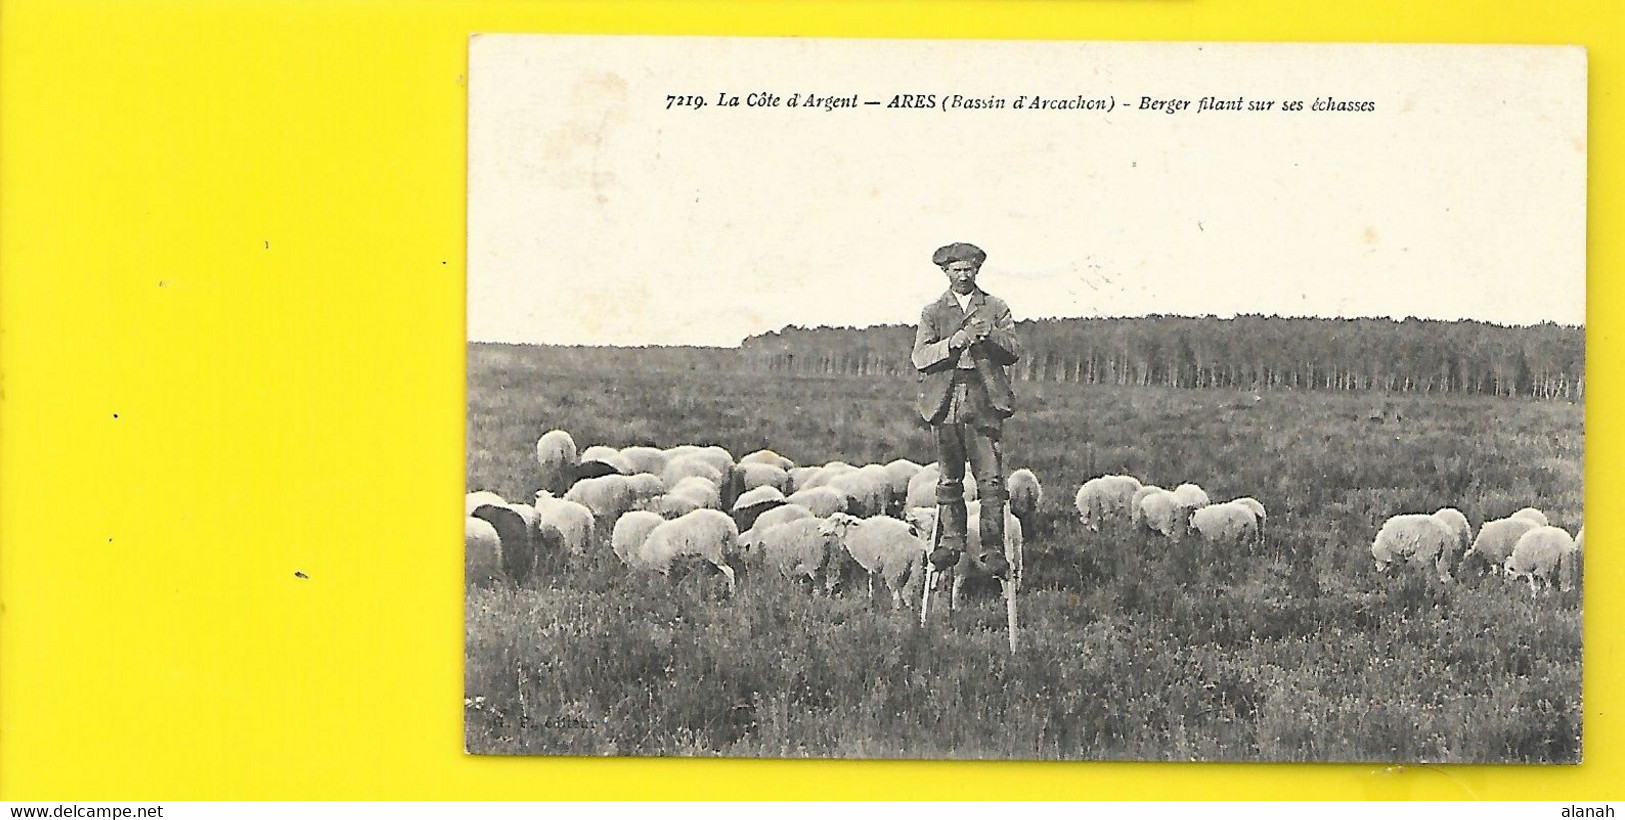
464;36;1585;762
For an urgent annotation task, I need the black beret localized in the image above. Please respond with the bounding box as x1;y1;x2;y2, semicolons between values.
932;242;986;267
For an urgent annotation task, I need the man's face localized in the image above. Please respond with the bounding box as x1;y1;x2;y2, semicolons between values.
943;261;980;293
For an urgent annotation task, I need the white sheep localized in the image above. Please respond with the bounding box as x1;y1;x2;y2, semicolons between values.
801;461;858;491
1137;488;1185;538
1171;483;1211;514
641;493;702;519
738;503;815;559
1431;507;1471;571
786;486;848;518
1191;501;1258;545
618;446;669;476
1504;525;1577;594
883;459;924;511
1130;484;1163;528
661;454;724;489
731;484;786;511
842;515;928;609
1464;517;1541;576
535;429;577;495
828;469;888;519
465;516;502;587
1511;507;1549;527
687;446;736;478
625;472;667;502
1231;496;1267;543
1007;468;1043;524
740;449;794;471
563;474;638;524
634;508;739;593
579;445;633;476
755;513;861;593
788;466;822;493
465;490;506;517
737;462;791;494
668;475;722;510
533;491;596;556
1371;513;1455;582
859;464;898;512
611;510;667;566
1076;475;1143;531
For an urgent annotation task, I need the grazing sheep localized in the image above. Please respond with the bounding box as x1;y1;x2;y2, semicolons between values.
1076;475;1143;531
619;446;669;476
788;466;822;493
1007;468;1043;525
533;491;596;556
1171;483;1211;513
535;429;578;495
465;490;506;517
787;486;848;518
739;503;816;559
1464;517;1541;576
883;459;924;506
472;503;533;584
1130;484;1164;528
740;449;794;471
611;510;667;565
1137;488;1185;538
1371;513;1455;582
641;493;703;519
1504;525;1577;594
661;454;724;490
842;515;928;609
730;485;787;532
828;470;889;519
466;516;502;587
737;462;791;494
755;513;861;593
801;461;858;491
1511;507;1549;527
564;474;638;524
859;464;898;512
668;475;722;510
1230;497;1267;542
635;509;739;593
579;445;633;476
625;472;667;503
1191;502;1258;546
1431;507;1471;568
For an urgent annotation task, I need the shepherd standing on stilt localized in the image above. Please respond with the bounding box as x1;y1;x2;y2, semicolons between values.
911;242;1023;579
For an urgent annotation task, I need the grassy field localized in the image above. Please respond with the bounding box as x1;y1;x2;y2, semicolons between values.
465;343;1583;762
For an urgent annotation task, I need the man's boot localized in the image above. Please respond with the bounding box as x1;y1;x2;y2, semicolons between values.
929;502;968;572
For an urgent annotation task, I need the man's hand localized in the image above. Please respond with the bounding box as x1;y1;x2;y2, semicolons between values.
948;328;974;349
968;319;992;341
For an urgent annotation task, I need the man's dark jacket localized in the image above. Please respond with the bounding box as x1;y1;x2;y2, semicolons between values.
910;288;1022;424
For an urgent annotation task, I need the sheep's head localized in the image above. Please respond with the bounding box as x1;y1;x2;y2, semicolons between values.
819;512;861;540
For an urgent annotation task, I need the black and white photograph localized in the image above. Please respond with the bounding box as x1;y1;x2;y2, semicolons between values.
464;36;1585;762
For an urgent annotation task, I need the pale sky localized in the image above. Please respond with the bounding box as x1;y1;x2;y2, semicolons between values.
469;37;1586;347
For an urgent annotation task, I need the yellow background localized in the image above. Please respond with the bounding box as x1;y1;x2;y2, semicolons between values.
0;0;1616;800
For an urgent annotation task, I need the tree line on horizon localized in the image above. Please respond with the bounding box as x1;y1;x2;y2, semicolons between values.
479;314;1584;400
736;315;1584;400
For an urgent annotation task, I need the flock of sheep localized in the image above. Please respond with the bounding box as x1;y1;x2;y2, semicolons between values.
465;430;1040;609
465;428;1582;610
1070;473;1583;594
